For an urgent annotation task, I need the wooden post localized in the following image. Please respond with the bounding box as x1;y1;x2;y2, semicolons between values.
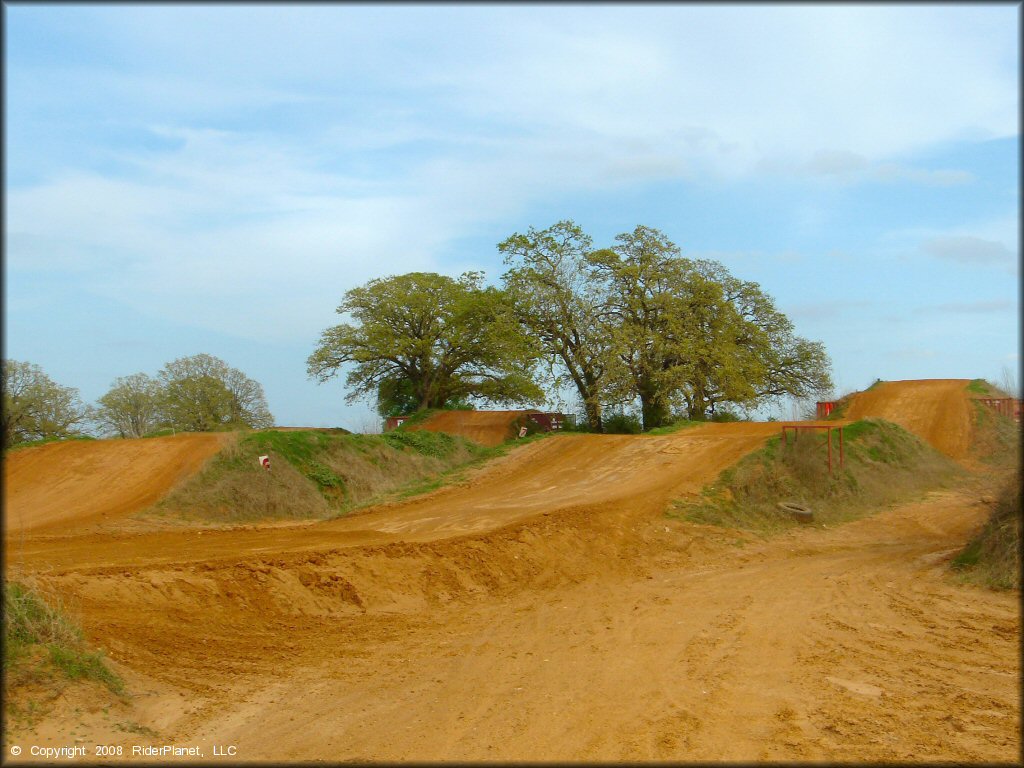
827;427;832;473
839;427;844;468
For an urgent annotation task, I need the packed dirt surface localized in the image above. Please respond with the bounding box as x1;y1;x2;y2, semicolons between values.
405;409;531;446
4;380;1019;762
845;379;975;459
3;434;229;536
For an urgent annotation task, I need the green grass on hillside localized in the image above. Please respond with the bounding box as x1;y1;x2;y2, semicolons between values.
966;378;995;395
671;418;962;534
952;473;1021;590
148;427;528;525
969;400;1021;467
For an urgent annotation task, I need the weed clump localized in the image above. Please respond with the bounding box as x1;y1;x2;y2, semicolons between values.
969;400;1021;467
953;474;1021;590
3;579;124;696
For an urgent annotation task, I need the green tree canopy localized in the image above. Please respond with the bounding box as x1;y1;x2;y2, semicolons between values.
308;271;544;412
590;226;833;429
2;360;88;448
158;354;274;432
500;220;618;432
92;372;164;438
685;260;833;418
588;225;694;430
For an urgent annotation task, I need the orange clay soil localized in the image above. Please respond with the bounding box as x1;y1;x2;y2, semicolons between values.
3;433;230;536
845;378;976;460
404;409;532;446
3;380;1018;763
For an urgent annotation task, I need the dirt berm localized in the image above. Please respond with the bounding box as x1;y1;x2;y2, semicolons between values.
2;379;1017;762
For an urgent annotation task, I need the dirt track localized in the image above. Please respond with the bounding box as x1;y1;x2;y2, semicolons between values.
3;380;1019;762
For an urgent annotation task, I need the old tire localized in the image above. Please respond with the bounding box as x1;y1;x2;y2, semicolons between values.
777;501;813;523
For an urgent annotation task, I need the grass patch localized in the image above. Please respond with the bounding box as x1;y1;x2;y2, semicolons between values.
966;378;995;395
671;418;962;534
381;428;461;458
149;428;510;524
952;473;1021;590
3;578;124;697
969;400;1021;468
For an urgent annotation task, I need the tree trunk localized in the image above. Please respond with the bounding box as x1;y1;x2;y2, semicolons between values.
583;397;603;433
638;380;671;431
689;391;709;421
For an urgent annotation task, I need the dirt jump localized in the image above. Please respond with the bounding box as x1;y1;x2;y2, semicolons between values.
404;409;530;446
3;380;1018;762
844;379;977;459
3;433;229;535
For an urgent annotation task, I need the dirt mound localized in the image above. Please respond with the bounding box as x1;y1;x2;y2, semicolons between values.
845;379;974;459
5;385;1018;762
3;433;229;536
9;422;788;571
405;409;534;446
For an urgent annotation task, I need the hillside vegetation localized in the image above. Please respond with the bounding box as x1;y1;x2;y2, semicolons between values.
673;418;962;533
953;472;1021;590
147;428;508;525
954;394;1020;589
4;576;124;733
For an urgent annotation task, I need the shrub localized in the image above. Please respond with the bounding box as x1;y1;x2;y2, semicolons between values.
603;413;643;434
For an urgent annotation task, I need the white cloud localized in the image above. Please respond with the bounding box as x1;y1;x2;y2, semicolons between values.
789;300;876;321
922;235;1014;265
12;5;1016;181
5;4;1019;355
791;151;974;187
916;299;1016;314
870;165;975;187
804;150;869;176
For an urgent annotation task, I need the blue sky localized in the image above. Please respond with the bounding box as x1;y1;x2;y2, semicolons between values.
4;4;1019;430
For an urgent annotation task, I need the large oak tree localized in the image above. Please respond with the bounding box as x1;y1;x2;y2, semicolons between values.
308;271;544;412
499;220;618;431
92;372;164;438
590;226;832;429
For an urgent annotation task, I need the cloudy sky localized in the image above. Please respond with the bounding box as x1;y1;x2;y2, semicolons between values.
5;4;1019;429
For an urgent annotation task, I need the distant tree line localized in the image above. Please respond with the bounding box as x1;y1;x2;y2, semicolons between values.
2;354;273;449
308;221;834;431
